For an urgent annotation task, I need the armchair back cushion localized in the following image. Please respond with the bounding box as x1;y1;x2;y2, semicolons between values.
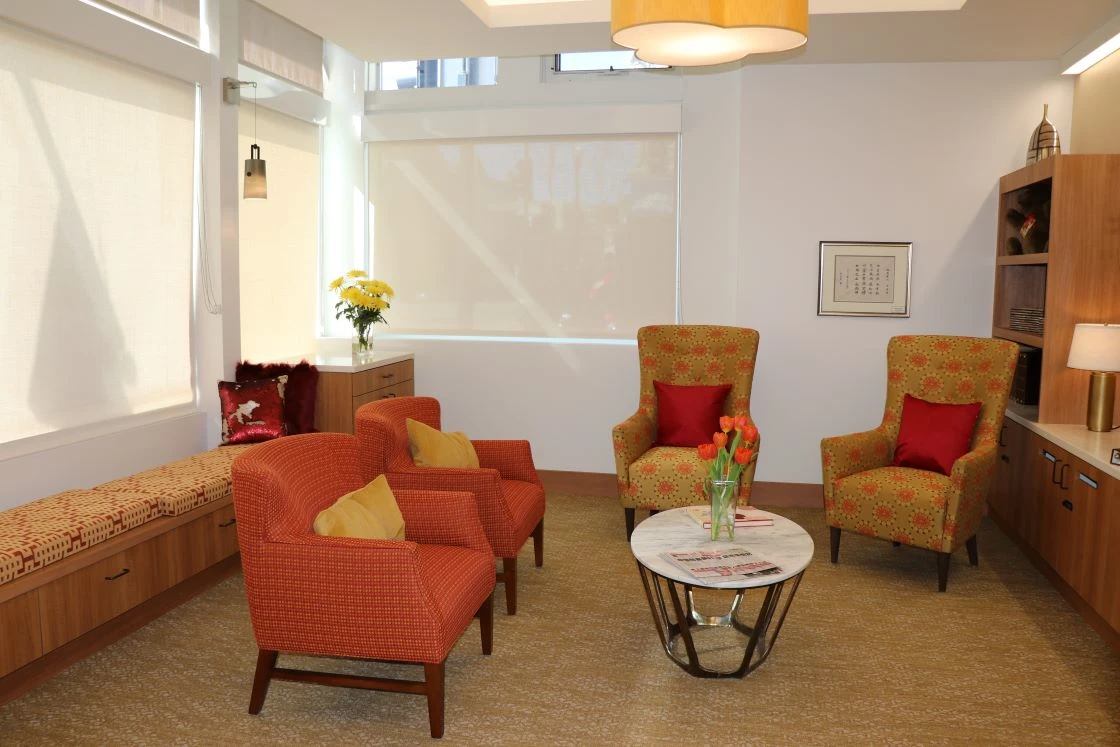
653;381;732;447
892;395;982;476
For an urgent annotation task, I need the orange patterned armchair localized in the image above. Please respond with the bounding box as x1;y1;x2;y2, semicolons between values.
231;433;496;739
612;325;761;539
355;396;545;616
821;335;1017;591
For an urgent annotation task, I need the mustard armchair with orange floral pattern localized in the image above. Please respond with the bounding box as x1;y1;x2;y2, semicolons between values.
821;335;1018;591
612;325;761;539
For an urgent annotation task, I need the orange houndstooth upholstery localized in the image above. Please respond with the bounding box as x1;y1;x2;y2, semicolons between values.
92;444;254;516
612;325;761;539
231;432;495;739
821;335;1018;591
355;396;545;616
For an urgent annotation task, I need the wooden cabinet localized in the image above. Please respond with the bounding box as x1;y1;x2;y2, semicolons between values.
989;418;1029;526
315;357;415;434
1089;478;1120;631
0;591;41;677
992;155;1120;425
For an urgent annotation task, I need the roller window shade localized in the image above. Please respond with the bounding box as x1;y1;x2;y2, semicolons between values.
102;0;201;41
0;18;195;446
367;134;679;339
240;0;324;94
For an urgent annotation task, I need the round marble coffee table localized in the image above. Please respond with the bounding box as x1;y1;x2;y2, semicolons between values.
630;507;814;678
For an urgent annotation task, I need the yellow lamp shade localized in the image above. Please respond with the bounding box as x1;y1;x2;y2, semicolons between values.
611;0;808;66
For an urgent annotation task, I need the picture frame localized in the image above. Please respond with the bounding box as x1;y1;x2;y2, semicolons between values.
818;241;912;317
1111;448;1120;466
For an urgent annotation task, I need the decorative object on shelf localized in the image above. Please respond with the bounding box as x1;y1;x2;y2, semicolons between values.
1005;183;1051;254
818;241;912;318
611;0;807;67
697;416;758;541
224;77;267;199
328;270;394;358
1111;448;1120;466
1066;323;1120;432
1026;104;1061;165
1008;307;1044;335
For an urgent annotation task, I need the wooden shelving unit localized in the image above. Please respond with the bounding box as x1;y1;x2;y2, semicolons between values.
991;154;1120;425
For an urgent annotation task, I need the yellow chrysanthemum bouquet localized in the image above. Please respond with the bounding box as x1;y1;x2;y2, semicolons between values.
328;270;394;353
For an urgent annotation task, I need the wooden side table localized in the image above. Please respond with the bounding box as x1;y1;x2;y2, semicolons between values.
308;352;415;434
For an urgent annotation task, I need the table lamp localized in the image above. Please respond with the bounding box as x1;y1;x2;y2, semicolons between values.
1066;323;1120;431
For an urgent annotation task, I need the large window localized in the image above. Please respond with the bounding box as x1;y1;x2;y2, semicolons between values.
0;19;195;446
367;134;679;339
377;58;498;91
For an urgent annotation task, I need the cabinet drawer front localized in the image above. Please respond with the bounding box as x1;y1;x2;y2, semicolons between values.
0;590;42;677
354;380;414;410
38;546;154;651
164;504;241;583
353;360;413;396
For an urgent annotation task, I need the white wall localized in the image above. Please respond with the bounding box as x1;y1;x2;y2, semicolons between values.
365;58;742;474
738;61;1073;484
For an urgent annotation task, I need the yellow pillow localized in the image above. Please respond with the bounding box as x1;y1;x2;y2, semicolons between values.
312;475;405;540
406;418;480;469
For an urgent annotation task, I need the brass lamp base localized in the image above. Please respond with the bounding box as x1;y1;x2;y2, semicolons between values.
1086;371;1116;432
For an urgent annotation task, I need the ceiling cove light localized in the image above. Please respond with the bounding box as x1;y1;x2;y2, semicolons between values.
611;0;808;67
1063;31;1120;75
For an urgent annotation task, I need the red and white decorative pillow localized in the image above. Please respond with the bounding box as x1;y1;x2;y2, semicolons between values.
218;375;287;445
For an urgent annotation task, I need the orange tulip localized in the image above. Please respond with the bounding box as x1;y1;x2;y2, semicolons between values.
734;415;750;431
713;432;728;449
697;443;718;461
734;447;753;465
719;416;733;433
741;423;759;444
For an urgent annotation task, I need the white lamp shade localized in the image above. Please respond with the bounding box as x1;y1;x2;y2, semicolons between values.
1067;323;1120;371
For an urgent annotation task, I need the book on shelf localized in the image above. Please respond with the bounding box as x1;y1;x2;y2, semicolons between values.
661;546;782;582
684;505;774;529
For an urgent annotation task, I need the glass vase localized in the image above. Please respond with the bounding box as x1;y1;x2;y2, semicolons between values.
351;327;373;358
705;477;740;542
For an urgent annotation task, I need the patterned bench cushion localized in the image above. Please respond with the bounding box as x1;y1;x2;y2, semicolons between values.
0;490;160;585
92;444;254;517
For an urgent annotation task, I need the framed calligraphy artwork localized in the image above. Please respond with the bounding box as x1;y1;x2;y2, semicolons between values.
818;241;912;317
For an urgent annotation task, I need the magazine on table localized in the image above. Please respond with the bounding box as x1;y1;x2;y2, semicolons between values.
684;505;774;529
661;546;783;582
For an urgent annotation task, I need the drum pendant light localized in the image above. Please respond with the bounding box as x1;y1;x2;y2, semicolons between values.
611;0;809;67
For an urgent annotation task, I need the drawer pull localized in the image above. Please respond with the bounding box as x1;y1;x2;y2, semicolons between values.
219;517;237;528
1078;473;1098;489
1061;499;1073;512
383;393;398;399
381;373;395;379
104;568;131;581
1000;455;1010;463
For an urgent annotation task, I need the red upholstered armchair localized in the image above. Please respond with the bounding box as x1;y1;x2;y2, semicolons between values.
355;396;545;616
231;433;495;739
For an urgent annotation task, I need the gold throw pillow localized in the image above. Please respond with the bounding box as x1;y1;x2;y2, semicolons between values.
312;475;405;540
406;417;480;469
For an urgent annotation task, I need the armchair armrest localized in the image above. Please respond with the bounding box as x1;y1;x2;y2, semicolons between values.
385;467;509;531
470;439;540;484
394;488;491;553
942;443;998;549
612;409;656;486
820;428;893;503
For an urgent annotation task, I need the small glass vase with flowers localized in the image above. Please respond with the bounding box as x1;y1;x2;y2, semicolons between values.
697;415;759;541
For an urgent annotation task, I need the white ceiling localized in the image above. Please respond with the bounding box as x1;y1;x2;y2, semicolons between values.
255;0;1120;65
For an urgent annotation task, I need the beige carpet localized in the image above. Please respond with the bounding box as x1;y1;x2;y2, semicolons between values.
1;494;1118;745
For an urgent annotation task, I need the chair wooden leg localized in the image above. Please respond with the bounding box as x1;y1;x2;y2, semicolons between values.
937;552;950;592
966;535;979;567
248;649;278;715
532;518;544;568
423;661;445;739
477;593;493;655
892;541;901;548
829;526;841;563
624;508;635;540
502;557;518;615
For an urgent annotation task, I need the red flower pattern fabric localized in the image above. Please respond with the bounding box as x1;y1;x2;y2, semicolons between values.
613;326;760;512
820;335;1017;553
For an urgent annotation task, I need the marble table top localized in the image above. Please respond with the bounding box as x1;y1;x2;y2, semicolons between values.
630;507;814;589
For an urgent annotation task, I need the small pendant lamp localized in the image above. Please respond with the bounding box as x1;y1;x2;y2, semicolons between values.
244;82;267;199
611;0;808;67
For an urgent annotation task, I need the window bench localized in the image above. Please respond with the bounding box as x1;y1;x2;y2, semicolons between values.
0;444;252;688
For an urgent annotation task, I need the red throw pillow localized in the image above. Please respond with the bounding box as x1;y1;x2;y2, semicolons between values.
653;381;732;447
236;360;319;434
219;376;288;445
892;394;982;476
